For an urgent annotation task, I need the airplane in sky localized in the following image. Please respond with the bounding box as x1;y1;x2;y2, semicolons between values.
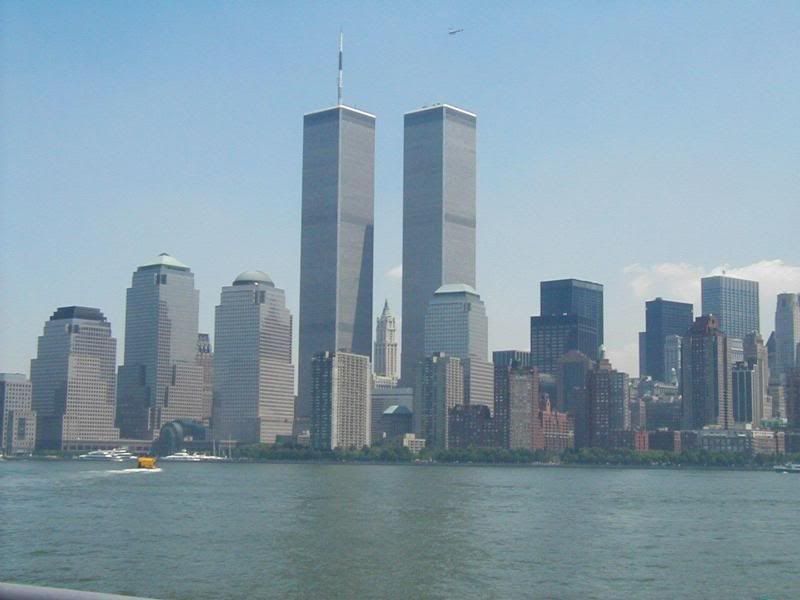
448;27;464;35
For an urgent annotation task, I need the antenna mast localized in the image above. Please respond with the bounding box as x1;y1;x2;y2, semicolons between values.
337;31;343;105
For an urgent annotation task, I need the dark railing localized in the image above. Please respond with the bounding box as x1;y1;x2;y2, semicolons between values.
0;582;158;600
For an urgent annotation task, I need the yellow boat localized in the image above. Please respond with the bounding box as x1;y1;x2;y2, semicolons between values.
137;456;157;469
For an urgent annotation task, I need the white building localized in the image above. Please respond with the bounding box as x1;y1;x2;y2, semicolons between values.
311;352;371;450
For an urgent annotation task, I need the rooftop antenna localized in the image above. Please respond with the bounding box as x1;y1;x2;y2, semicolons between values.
337;30;343;105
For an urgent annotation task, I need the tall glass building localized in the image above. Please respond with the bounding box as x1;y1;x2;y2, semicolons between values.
540;279;604;346
297;105;375;431
213;271;294;444
116;253;204;440
700;275;759;340
644;298;693;382
774;292;800;382
31;306;119;449
401;104;477;386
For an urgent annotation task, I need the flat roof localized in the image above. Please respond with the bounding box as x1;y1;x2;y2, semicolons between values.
404;103;476;118
304;104;376;119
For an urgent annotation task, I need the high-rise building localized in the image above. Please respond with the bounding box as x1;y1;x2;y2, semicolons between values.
556;350;594;414
540;279;604;346
644;298;693;382
31;307;119;450
212;271;295;445
424;284;493;411
533;399;574;452
116;254;204;440
578;355;614;449
701;275;759;340
413;353;463;450
310;351;371;450
785;369;800;430
732;361;757;424
638;332;647;379
400;104;477;386
530;314;598;374
743;332;769;424
663;335;682;386
373;300;398;382
681;316;733;430
492;350;532;370
448;404;493;449
0;373;36;455
774;293;800;383
297;105;375;432
494;362;538;450
196;333;213;427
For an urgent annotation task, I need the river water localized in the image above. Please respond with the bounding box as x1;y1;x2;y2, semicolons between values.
1;461;798;599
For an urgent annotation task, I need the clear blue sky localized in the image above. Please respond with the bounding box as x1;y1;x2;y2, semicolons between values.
2;1;799;376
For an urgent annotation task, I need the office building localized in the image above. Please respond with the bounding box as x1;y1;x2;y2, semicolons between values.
196;333;213;427
212;271;295;444
31;307;119;450
424;284;493;411
540;279;604;346
681;316;733;430
374;405;413;445
373;300;398;382
775;293;800;383
116;254;204;440
310;351;371;450
578;354;618;449
533;399;574;452
744;332;770;424
638;332;647;379
413;353;463;450
786;369;800;430
494;362;538;450
531;314;598;374
663;335;682;386
297;105;375;431
732;361;757;424
556;350;594;414
371;385;413;444
0;373;36;455
644;298;693;382
401;104;477;386
448;404;493;449
493;350;532;370
701;275;759;340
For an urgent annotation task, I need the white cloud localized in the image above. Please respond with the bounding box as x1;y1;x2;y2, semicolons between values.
385;264;402;280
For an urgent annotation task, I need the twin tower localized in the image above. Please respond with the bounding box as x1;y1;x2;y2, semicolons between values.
297;103;477;429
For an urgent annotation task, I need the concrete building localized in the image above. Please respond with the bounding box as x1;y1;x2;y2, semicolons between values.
310;351;371;450
681;316;733;430
663;335;682;386
533;399;574;452
371;385;413;444
297;105;375;431
494;362;537;450
31;307;119;450
413;353;463;450
701;275;760;340
448;404;493;449
196;333;213;427
424;284;493;411
775;293;800;383
492;350;532;370
644;298;693;382
0;373;36;455
116;253;204;440
401;104;477;387
577;353;627;449
786;369;800;430
732;361;758;424
638;331;647;379
556;350;594;415
540;279;604;346
743;332;770;424
402;433;426;455
374;405;413;445
531;314;598;375
212;271;295;445
373;300;398;383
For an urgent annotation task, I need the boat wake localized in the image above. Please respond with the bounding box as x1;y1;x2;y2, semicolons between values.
107;467;163;475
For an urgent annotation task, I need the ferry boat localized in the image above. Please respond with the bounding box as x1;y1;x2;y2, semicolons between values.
773;463;800;474
160;450;203;462
77;450;124;462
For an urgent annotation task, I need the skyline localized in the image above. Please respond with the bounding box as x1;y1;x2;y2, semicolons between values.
2;2;800;376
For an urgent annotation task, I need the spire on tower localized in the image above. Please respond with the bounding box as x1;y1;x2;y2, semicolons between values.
337;31;343;105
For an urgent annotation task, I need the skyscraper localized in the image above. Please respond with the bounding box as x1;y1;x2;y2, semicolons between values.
413;352;463;450
681;316;733;430
744;332;770;424
212;271;295;445
774;293;800;383
663;335;682;386
492;350;532;370
644;298;693;382
530;314;598;374
297;105;375;431
732;361;757;424
540;279;604;346
556;350;594;415
373;300;398;382
494;361;538;449
116;253;204;440
401;104;477;386
310;351;371;450
0;373;36;455
701;275;759;340
31;307;119;449
578;354;617;449
423;284;492;411
196;333;213;427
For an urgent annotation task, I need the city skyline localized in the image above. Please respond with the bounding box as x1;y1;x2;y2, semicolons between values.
2;2;800;377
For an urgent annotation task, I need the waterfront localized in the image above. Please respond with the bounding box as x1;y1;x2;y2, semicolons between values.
1;461;798;599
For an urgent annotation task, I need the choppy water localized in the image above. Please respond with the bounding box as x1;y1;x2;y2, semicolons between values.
1;461;798;599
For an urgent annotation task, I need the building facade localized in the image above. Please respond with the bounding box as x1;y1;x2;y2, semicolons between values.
743;332;770;424
556;350;594;415
700;275;760;341
373;300;399;382
401;104;477;386
212;271;295;445
0;373;36;454
310;351;371;450
531;314;598;374
494;362;538;450
31;307;119;449
540;279;604;346
297;105;375;431
663;335;682;386
413;353;463;450
196;333;213;427
116;254;204;440
644;298;693;382
681;316;733;430
774;293;800;383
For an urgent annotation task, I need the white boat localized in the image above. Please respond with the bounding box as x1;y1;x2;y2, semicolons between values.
773;463;800;474
160;450;203;462
77;450;124;462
